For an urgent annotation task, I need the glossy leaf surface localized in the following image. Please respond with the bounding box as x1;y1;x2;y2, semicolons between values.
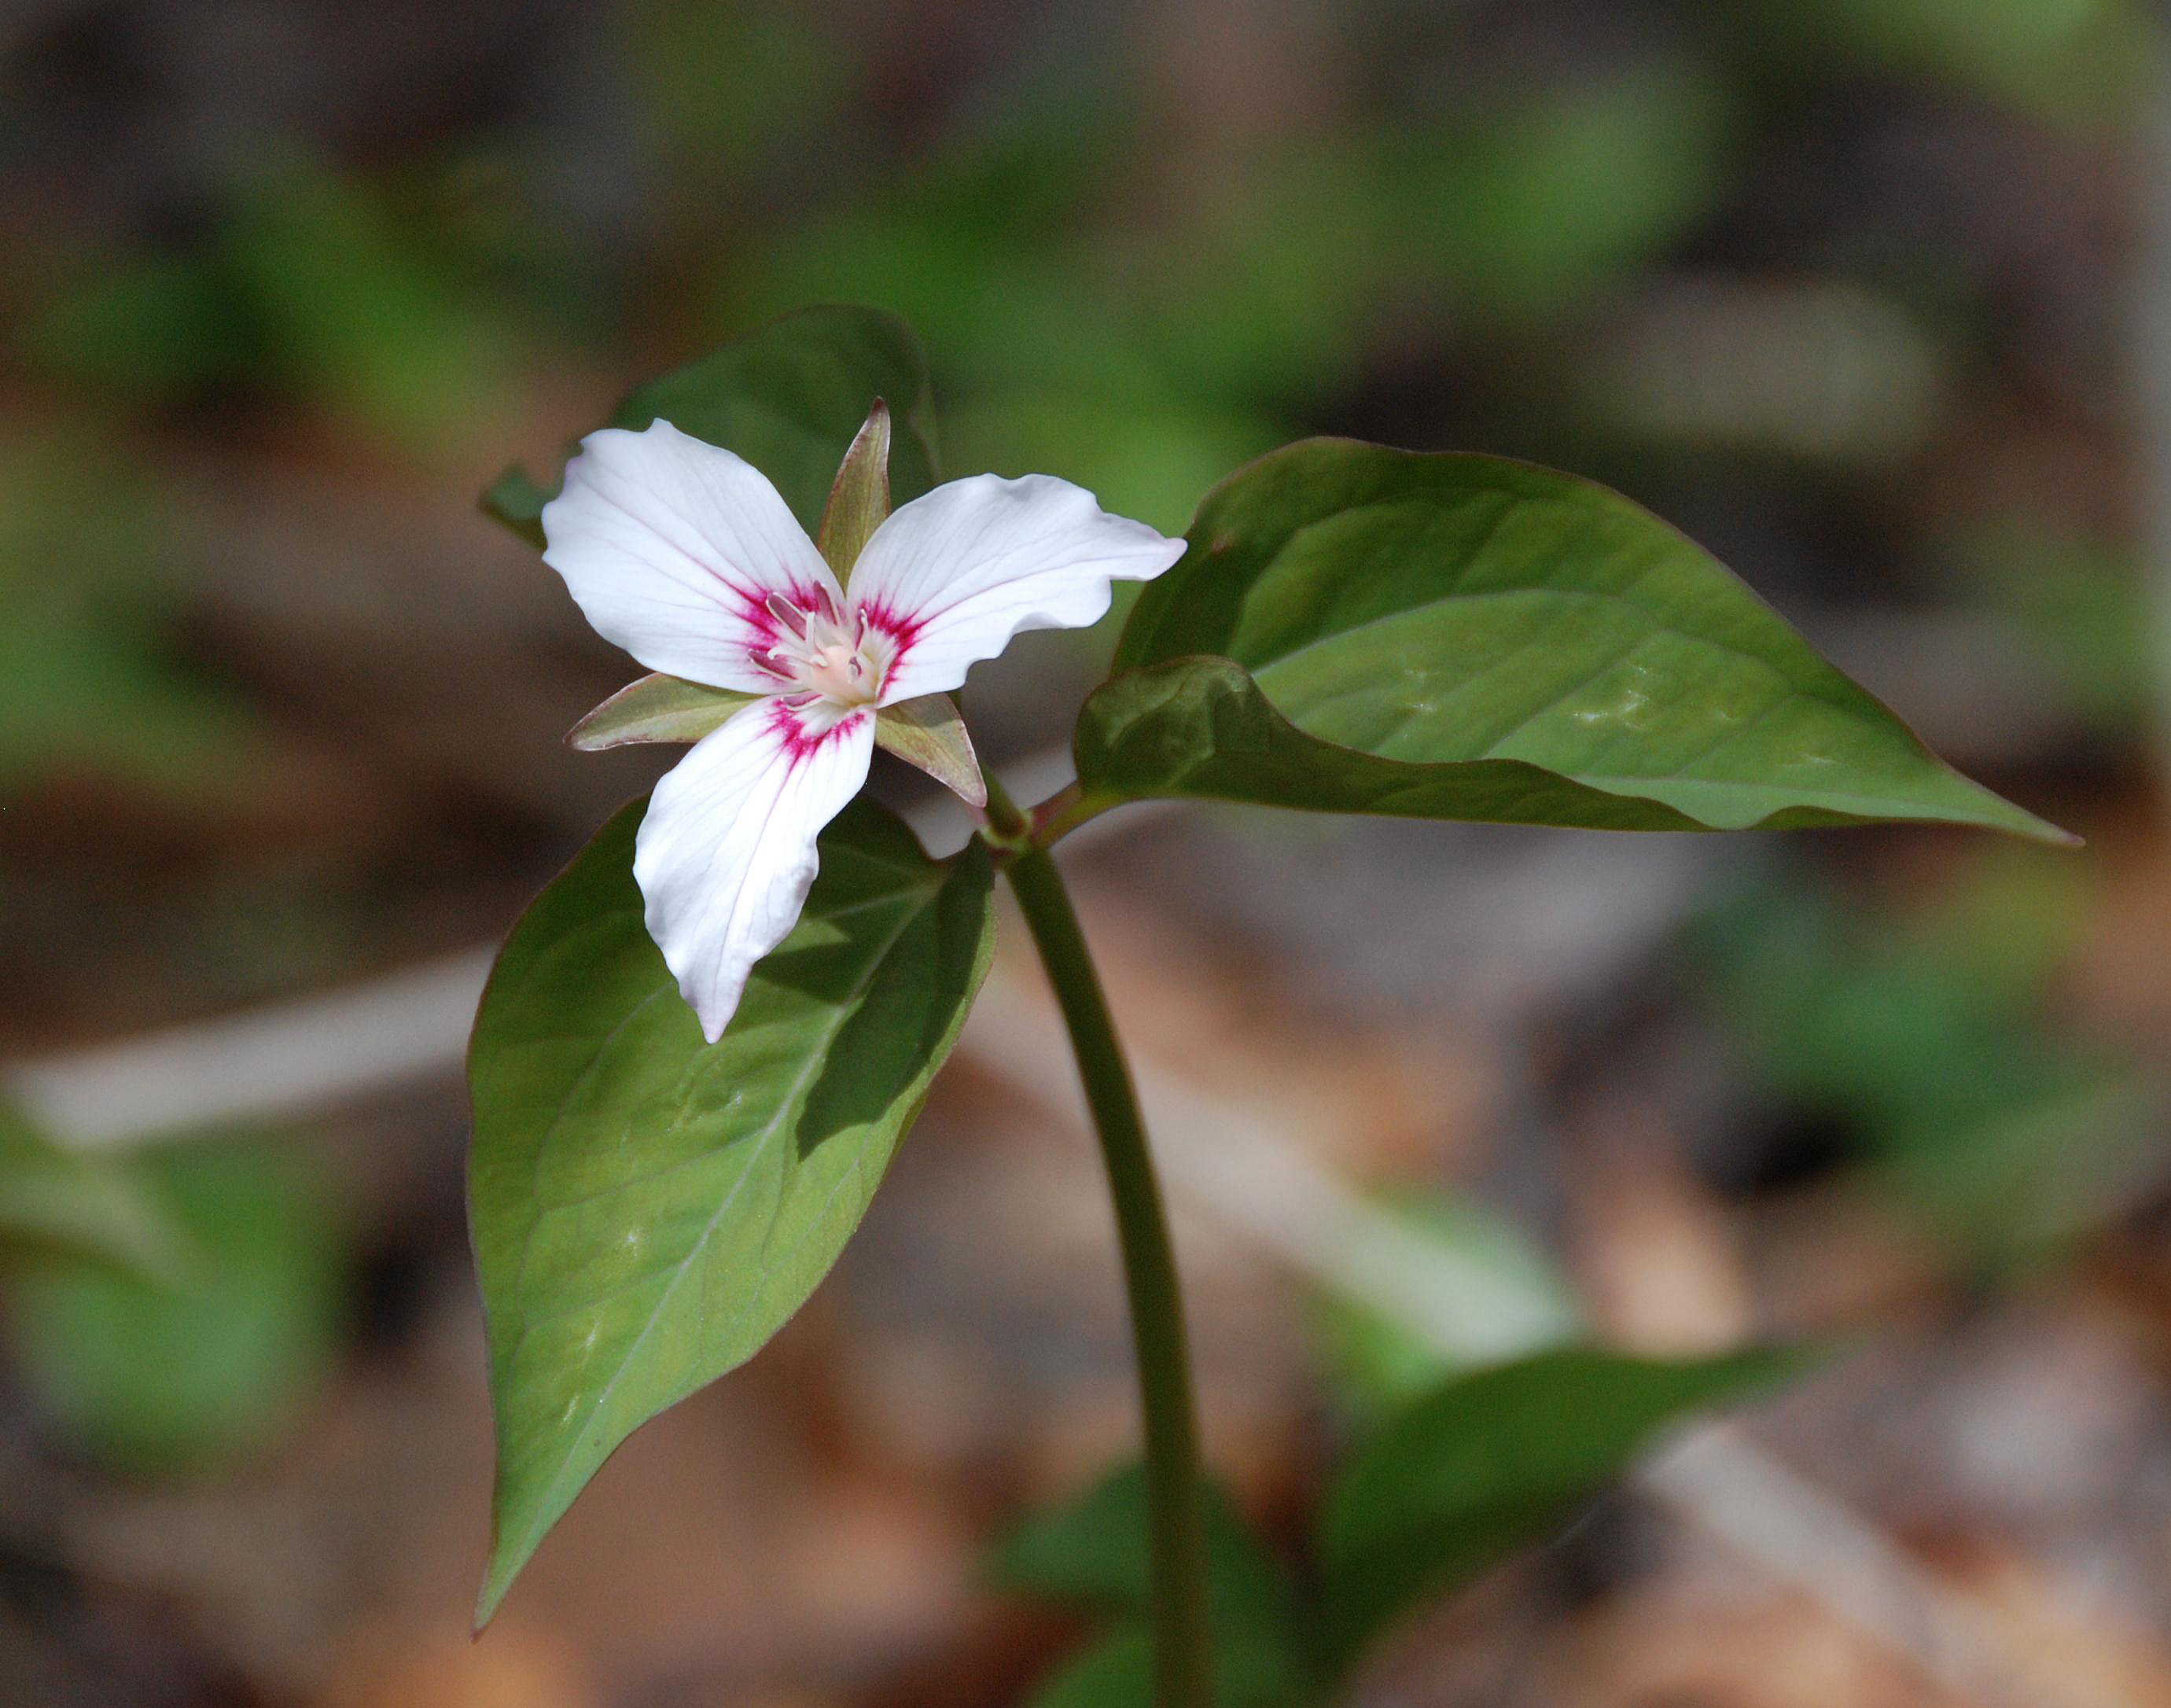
1087;441;2064;841
469;797;993;1623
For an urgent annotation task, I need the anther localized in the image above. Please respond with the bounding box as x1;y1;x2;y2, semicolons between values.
764;592;808;638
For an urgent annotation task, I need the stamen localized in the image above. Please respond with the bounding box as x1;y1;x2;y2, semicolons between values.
752;648;793;679
764;592;808;639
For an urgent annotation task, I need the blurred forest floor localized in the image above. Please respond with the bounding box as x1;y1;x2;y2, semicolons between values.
6;2;2171;1705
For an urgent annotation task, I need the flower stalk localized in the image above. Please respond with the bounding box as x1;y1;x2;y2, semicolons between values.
1001;823;1214;1708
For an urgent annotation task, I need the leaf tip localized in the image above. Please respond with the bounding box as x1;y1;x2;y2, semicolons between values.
472;1537;528;1635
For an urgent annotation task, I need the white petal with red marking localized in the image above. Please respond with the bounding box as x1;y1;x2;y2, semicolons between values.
542;420;844;693
632;698;875;1042
844;473;1186;705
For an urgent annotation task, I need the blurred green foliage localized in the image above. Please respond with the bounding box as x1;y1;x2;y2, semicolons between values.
7;1138;345;1475
1691;849;2153;1257
0;1106;179;1280
1739;0;2151;123
1307;1190;1582;1426
1317;1346;1803;1662
28;159;520;457
991;1349;1800;1700
1956;525;2155;733
0;431;256;802
989;1462;1308;1706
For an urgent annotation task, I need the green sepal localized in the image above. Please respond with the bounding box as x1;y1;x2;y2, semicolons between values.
874;694;985;807
565;674;758;751
818;399;892;583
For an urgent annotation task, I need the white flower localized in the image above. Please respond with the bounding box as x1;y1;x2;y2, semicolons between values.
540;417;1185;1041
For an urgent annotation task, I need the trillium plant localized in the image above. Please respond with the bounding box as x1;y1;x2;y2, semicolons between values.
467;307;2068;1707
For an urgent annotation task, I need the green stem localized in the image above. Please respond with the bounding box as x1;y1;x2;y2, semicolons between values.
1004;840;1215;1708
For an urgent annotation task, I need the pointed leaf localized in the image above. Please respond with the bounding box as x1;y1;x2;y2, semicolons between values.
818;399;892;582
480;306;938;543
874;694;986;807
468;797;995;1624
1090;441;2066;841
1319;1345;1804;1661
565;674;758;751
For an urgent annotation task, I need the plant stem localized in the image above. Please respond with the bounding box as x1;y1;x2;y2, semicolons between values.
1004;841;1215;1708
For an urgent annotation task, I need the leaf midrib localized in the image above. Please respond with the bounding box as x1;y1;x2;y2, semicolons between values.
502;874;939;1559
1245;580;1849;724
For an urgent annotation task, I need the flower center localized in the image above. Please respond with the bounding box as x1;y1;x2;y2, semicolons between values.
757;592;889;709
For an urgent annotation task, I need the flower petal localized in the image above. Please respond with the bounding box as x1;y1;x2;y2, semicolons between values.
844;474;1185;704
633;698;875;1041
542;420;844;693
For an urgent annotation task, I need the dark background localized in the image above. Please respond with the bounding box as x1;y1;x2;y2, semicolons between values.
3;3;2169;1705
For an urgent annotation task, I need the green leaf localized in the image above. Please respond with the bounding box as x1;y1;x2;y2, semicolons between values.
0;1105;180;1279
8;1139;344;1475
565;674;757;751
469;797;995;1625
1319;1345;1802;1661
991;1463;1312;1708
1090;442;2066;842
989;1463;1292;1633
482;305;938;543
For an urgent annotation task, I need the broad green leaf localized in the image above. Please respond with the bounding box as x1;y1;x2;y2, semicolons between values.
1089;442;2066;841
993;1463;1310;1708
8;1139;344;1475
469;797;995;1624
565;673;756;751
1319;1345;1801;1660
0;1105;179;1279
481;305;938;542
